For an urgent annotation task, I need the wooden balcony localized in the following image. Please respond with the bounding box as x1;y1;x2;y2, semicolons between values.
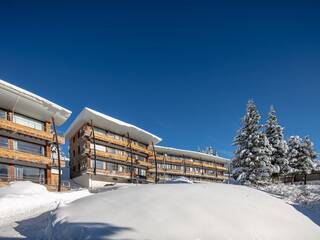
0;119;65;144
84;127;151;155
149;155;227;171
87;168;131;179
0;148;52;166
93;150;151;167
148;168;226;180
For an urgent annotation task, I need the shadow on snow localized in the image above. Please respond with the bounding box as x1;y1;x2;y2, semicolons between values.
0;210;133;240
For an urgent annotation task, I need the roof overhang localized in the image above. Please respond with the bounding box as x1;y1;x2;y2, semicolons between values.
0;80;71;126
154;145;229;163
65;107;162;145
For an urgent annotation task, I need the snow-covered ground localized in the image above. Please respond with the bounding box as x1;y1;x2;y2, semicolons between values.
51;183;320;239
258;183;320;207
257;183;320;226
0;181;91;237
1;182;320;239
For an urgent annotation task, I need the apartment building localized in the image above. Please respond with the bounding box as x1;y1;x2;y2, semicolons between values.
0;80;71;185
150;146;228;182
65;107;161;188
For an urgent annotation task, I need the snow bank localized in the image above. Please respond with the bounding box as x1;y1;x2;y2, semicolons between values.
0;181;91;226
164;177;193;184
52;183;320;240
258;183;320;211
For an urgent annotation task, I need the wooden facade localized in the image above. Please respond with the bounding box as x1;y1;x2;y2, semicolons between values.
149;149;228;182
0;108;65;186
69;123;153;183
69;122;228;184
67;108;229;187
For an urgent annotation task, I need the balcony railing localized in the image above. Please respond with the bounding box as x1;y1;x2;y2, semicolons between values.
93;150;151;167
149;155;227;171
148;168;227;180
0;148;52;166
87;168;131;178
0;119;64;144
84;126;151;155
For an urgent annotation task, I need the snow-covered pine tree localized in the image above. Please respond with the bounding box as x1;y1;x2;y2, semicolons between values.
287;136;317;184
265;106;289;179
232;100;273;185
299;137;317;184
287;136;302;183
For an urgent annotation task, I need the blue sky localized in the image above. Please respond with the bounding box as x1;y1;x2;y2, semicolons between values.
0;1;319;158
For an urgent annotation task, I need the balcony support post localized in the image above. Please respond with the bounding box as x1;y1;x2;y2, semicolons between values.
151;142;158;183
90;120;97;175
52;117;61;192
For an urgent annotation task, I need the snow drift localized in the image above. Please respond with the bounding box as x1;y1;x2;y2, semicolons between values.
52;183;320;240
0;181;91;226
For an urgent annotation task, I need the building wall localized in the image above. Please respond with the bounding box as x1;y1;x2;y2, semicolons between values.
69;123;152;184
149;152;227;182
0;107;64;186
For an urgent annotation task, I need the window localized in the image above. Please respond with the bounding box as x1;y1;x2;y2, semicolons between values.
106;162;118;171
0;110;7;120
0;136;8;149
90;143;106;152
15;165;45;183
73;136;75;143
13;140;44;155
93;127;106;135
139;169;146;176
13;114;44;131
91;160;105;169
0;163;9;179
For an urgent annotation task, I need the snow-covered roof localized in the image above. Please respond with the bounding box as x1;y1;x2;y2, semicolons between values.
0;79;71;126
65;107;162;145
155;145;229;163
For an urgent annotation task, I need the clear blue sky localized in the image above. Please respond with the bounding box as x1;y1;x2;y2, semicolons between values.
0;1;319;158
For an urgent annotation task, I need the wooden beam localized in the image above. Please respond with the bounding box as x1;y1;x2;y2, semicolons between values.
52;117;61;192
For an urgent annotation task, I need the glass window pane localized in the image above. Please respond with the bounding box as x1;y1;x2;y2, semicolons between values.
0;163;9;178
0;110;7;119
91;160;104;169
13;140;44;155
0;136;8;148
13;114;44;131
93;127;106;135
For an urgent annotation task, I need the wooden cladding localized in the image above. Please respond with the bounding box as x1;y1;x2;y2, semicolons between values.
93;150;151;167
87;168;131;178
0;119;65;144
149;155;227;171
84;126;151;155
0;147;51;166
148;168;227;180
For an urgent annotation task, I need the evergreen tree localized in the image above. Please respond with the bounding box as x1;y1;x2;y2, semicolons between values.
287;136;302;174
287;136;317;184
232;100;273;185
300;137;317;184
265;106;289;177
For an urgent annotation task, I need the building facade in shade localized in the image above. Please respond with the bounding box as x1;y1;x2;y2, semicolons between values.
150;146;229;182
0;80;71;185
65;107;162;188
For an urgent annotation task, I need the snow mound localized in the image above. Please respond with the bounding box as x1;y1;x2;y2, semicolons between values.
52;183;320;240
0;181;91;226
258;184;320;210
164;177;193;184
0;181;48;196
